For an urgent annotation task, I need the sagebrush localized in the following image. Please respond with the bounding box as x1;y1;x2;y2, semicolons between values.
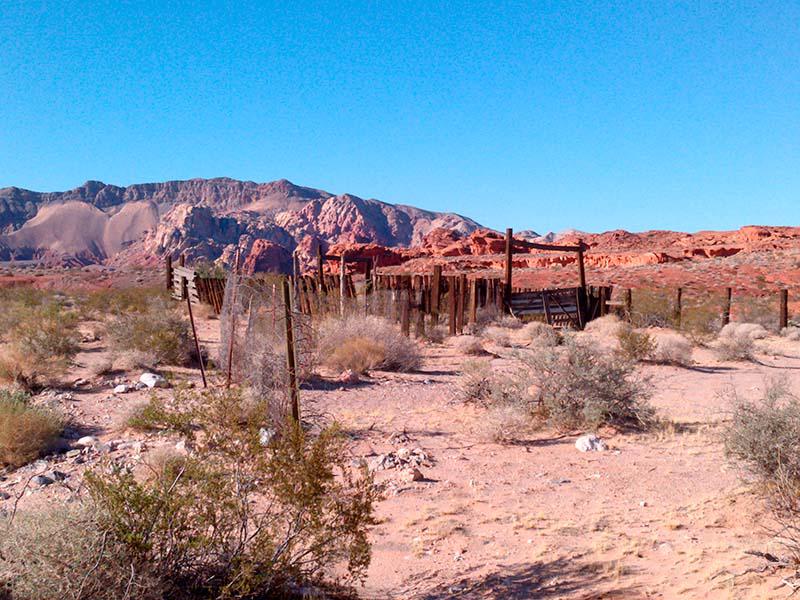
317;315;420;372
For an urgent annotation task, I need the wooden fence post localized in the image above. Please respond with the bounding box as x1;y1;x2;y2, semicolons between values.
722;287;732;327
365;260;373;314
469;278;478;324
431;265;442;325
625;288;632;321
577;240;587;290
448;277;457;336
456;273;466;333
674;287;683;329
400;288;411;337
339;254;346;317
504;228;513;314
780;289;789;330
166;255;173;292
282;278;300;423
317;245;326;294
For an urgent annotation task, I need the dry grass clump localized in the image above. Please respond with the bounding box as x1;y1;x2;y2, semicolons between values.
317;315;421;373
112;349;159;372
106;299;193;367
482;326;513;348
492;315;524;330
0;389;63;468
714;323;763;362
1;505;161;600
584;314;625;338
650;331;693;366
0;303;79;390
457;359;497;403
519;322;561;347
455;335;485;356
478;403;534;442
782;327;800;342
615;324;656;362
423;325;448;344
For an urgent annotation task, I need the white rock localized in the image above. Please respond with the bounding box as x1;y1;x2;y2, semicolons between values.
139;373;169;389
113;384;131;394
75;436;98;448
259;427;276;446
575;434;607;453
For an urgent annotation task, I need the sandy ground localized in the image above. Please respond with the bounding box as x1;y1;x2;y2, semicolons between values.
3;310;800;599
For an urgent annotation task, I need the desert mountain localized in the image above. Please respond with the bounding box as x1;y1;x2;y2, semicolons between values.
0;178;482;269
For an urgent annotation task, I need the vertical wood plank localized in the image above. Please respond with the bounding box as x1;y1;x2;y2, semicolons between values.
504;228;513;314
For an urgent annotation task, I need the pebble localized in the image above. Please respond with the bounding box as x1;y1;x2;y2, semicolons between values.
113;384;131;394
575;434;607;453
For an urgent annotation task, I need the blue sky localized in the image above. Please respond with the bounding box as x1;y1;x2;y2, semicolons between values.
1;1;798;233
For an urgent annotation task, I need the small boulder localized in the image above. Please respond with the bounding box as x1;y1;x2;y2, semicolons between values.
113;384;131;394
259;427;277;446
338;369;360;384
575;434;607;453
32;475;54;487
139;373;169;389
75;436;98;448
400;467;425;483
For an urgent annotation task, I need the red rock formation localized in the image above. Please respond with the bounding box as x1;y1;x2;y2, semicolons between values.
240;240;293;275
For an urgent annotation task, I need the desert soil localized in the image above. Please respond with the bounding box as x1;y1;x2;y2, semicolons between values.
3;307;799;599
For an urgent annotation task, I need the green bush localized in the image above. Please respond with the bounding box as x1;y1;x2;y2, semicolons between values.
95;388;376;597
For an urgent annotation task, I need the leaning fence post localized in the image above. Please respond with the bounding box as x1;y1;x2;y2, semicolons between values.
448;277;457;336
431;265;442;326
185;293;207;388
282;277;300;423
225;248;240;389
780;289;789;330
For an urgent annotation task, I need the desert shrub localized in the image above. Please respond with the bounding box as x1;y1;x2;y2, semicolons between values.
424;325;448;344
783;327;800;342
519;322;561;347
584;314;624;338
733;294;779;331
492;315;523;330
520;339;653;431
107;299;193;366
615;324;656;362
125;396;194;435
679;289;725;339
317;315;420;372
113;349;159;371
0;390;63;468
79;387;378;599
483;326;512;347
457;359;496;403
0;505;161;600
651;331;693;366
715;325;758;362
724;379;800;483
0;304;79;389
455;335;485;356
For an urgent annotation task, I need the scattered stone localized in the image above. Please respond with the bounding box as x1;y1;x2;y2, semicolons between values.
139;373;169;389
32;475;54;487
134;382;148;391
73;378;90;388
113;384;132;394
0;491;10;500
338;369;360;384
399;467;425;483
370;447;432;471
75;436;98;448
575;434;607;453
65;449;81;458
48;470;68;482
639;500;648;508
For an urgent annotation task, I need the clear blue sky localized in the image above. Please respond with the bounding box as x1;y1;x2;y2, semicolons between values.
1;1;798;233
